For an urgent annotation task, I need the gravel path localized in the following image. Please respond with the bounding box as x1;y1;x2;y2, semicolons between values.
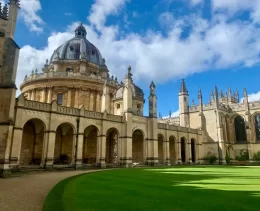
0;169;108;211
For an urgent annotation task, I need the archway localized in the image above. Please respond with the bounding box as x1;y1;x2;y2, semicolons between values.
169;136;176;164
132;130;144;163
234;116;247;143
254;114;260;142
83;125;98;164
158;134;164;163
54;123;74;165
20;119;45;165
191;139;196;163
181;137;186;163
106;128;118;164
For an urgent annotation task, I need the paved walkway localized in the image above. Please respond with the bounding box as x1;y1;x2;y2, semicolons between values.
0;169;108;211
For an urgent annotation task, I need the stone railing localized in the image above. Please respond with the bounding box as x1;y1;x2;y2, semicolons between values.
24;100;51;111
85;111;102;119
107;114;123;122
57;106;80;116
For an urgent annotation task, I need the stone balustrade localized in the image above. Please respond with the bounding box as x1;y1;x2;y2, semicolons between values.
23;71;119;87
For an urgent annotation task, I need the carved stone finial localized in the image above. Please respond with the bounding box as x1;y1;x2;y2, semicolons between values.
31;70;34;74
192;99;195;107
128;65;131;73
2;4;8;19
115;77;117;81
111;75;114;80
35;68;38;73
46;59;48;64
24;74;27;80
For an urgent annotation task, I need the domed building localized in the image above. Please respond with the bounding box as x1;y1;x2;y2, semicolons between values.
20;23;145;116
2;3;260;177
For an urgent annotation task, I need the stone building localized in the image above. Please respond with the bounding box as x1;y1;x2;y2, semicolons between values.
1;1;260;177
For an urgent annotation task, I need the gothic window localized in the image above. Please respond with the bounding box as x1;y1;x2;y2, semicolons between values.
234;116;247;143
117;104;120;109
57;94;63;105
184;97;187;102
255;114;260;142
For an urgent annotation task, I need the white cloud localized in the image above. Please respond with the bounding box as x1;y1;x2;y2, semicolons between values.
15;0;260;99
88;0;129;30
19;0;44;32
162;109;180;118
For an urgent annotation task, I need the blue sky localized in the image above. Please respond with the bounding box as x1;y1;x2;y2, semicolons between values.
10;0;260;117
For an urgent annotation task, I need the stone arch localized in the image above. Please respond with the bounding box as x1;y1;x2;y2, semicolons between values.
169;135;176;164
251;112;260;142
234;115;247;143
54;123;75;165
180;137;186;163
106;128;119;164
191;138;196;163
20;118;46;165
83;125;99;164
158;134;164;164
132;129;145;164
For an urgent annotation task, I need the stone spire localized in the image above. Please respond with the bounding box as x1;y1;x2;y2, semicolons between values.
198;89;203;104
123;66;133;112
149;81;157;118
180;79;188;93
214;85;219;107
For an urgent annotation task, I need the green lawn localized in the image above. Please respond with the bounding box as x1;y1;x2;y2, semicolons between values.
44;166;260;211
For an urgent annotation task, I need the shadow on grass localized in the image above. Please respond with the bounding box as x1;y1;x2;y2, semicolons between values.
44;167;260;211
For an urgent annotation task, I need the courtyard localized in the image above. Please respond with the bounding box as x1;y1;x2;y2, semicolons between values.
44;166;260;211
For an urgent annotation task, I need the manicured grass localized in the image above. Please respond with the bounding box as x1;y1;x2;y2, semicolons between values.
44;166;260;211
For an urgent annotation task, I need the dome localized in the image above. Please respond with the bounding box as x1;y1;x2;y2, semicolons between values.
50;23;106;67
116;83;144;100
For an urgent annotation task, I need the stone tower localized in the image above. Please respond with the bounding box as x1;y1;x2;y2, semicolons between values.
0;1;20;177
179;79;189;127
6;0;20;39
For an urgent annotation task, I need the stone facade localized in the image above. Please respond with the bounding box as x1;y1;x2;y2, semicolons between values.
1;1;260;177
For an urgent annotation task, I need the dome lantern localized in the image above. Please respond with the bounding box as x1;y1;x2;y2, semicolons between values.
75;22;87;38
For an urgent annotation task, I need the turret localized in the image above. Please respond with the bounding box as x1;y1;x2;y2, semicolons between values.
6;0;20;39
101;81;110;113
198;89;203;113
149;81;157;118
123;66;133;113
244;88;249;112
214;85;219;109
179;79;189;127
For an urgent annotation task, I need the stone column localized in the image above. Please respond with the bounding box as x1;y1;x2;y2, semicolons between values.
75;133;84;168
41;87;47;103
186;140;191;164
74;88;79;108
41;131;48;168
47;87;53;103
31;88;36;101
67;88;72;107
97;135;106;168
45;131;56;168
96;91;101;112
9;127;23;169
27;91;31;100
164;140;170;166
178;140;182;164
89;90;94;111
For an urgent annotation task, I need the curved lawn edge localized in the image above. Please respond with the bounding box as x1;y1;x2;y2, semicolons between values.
43;170;112;211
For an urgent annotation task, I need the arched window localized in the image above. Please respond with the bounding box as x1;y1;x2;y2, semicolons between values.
234;116;247;143
255;114;260;142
